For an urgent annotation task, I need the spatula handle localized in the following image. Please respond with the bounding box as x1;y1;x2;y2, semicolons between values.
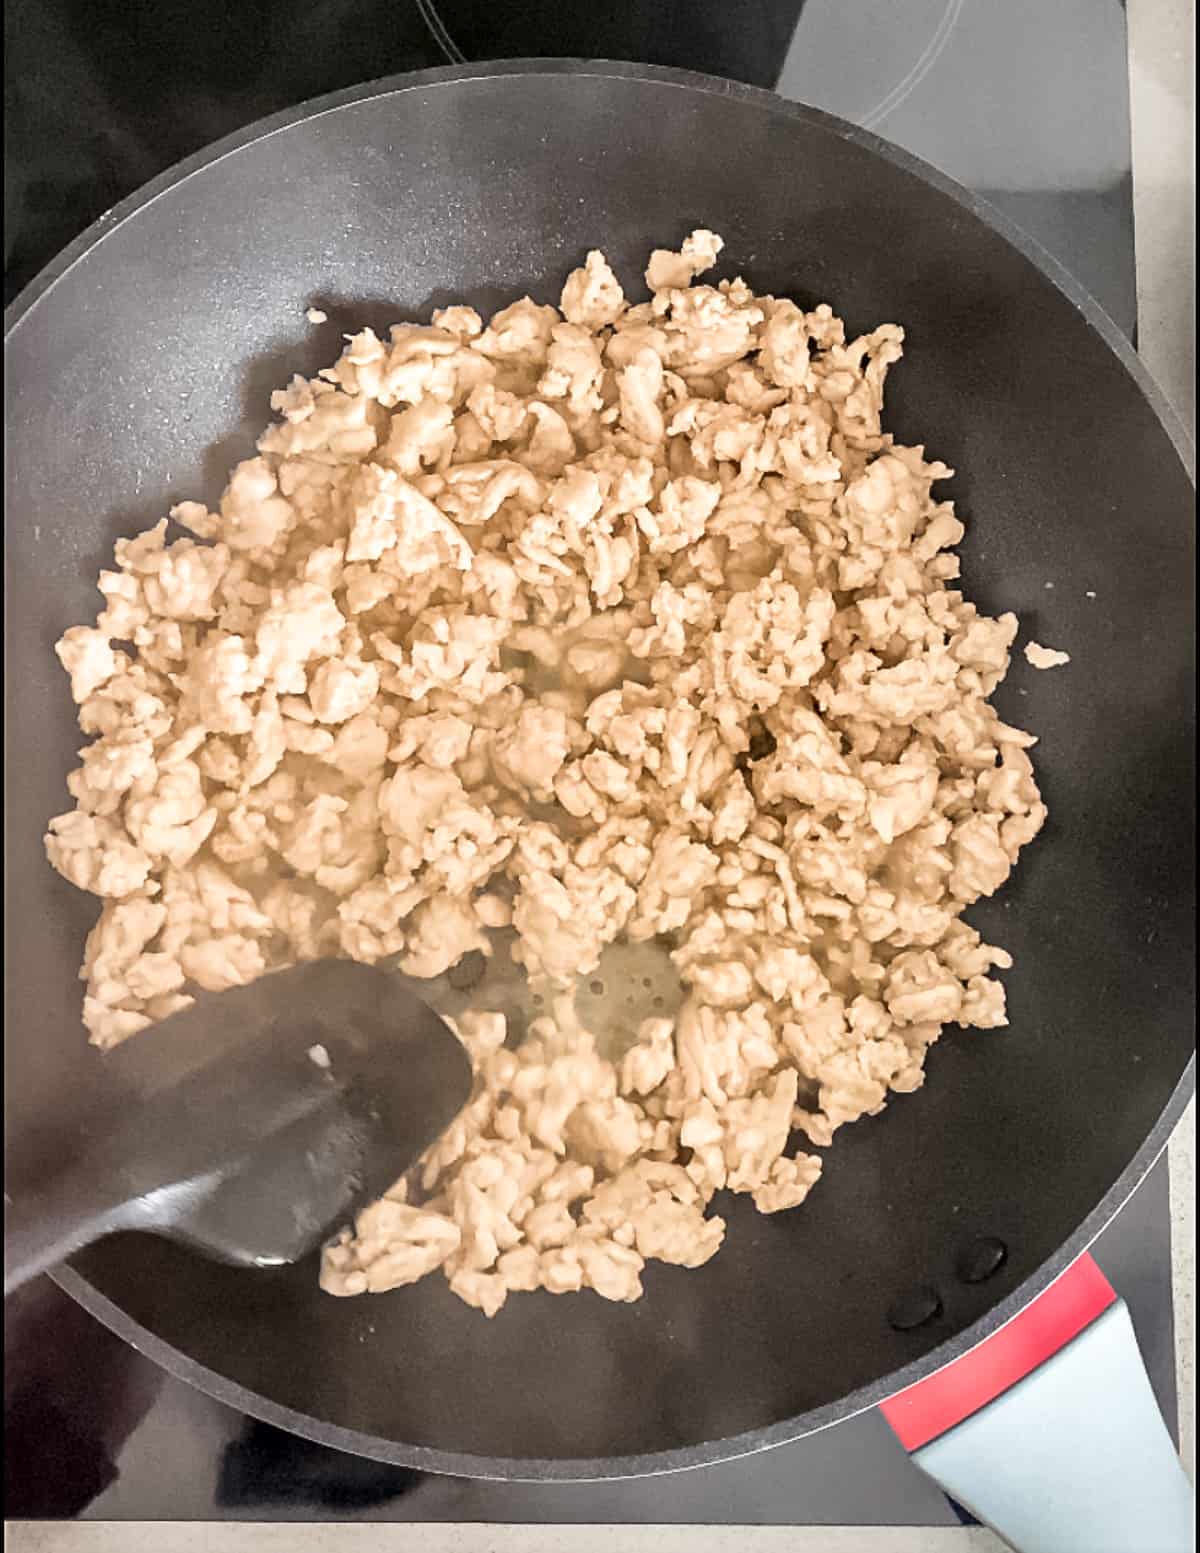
881;1253;1193;1553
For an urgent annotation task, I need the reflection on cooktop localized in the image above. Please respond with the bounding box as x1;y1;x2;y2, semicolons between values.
218;1420;424;1511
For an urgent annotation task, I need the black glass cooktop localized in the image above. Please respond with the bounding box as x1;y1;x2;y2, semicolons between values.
5;0;1162;1528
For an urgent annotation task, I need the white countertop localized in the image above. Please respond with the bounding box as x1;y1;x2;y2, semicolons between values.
6;1528;1012;1553
1129;0;1196;1497
6;5;1194;1550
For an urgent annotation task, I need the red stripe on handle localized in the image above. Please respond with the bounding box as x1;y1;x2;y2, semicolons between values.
880;1252;1116;1451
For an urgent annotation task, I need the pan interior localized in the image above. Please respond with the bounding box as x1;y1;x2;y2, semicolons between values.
4;65;1194;1472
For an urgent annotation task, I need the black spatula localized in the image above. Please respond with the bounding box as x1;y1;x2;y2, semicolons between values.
3;960;473;1294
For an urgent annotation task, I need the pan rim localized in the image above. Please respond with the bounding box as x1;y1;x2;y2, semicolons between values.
8;56;1196;1480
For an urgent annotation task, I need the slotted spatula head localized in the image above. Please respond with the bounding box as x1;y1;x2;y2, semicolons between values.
3;961;474;1292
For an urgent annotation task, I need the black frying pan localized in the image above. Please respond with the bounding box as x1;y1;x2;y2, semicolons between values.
4;61;1194;1488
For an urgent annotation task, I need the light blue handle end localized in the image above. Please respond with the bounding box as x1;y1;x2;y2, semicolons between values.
913;1299;1193;1553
